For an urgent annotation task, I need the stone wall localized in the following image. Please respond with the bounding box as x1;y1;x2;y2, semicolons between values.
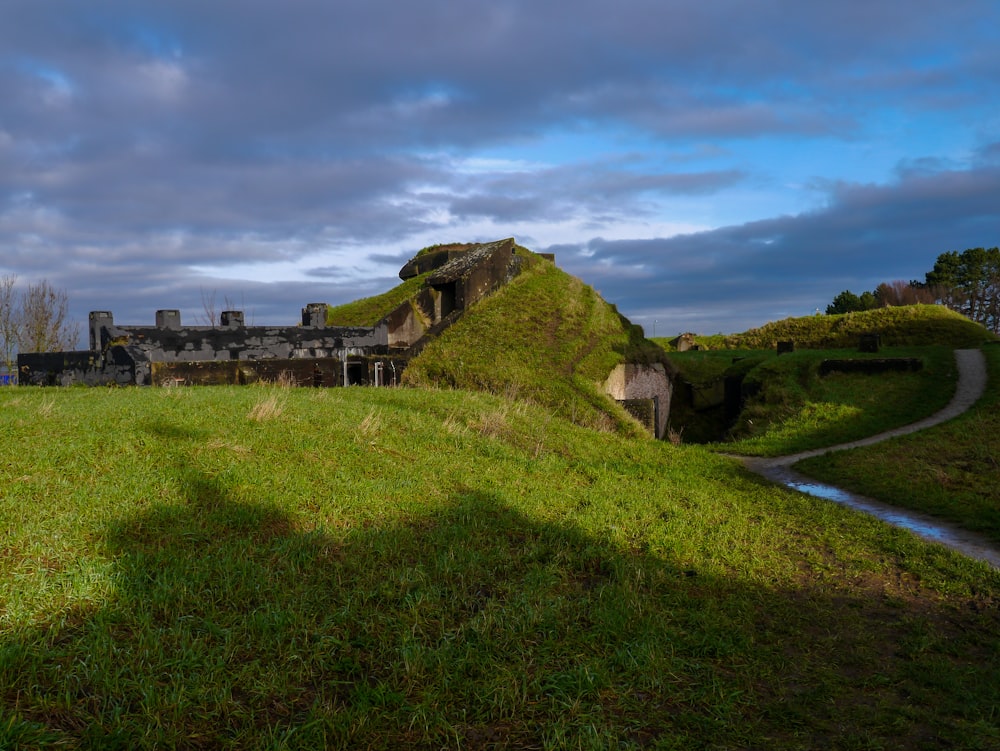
17;238;673;430
17;350;134;387
149;355;407;387
603;363;673;439
75;308;392;386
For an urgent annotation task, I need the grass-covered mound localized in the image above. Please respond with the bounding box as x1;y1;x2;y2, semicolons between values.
663;305;992;448
402;260;670;434
659;304;996;351
725;346;956;455
1;386;998;749
738;304;995;348
324;245;668;435
667;346;958;452
325;273;430;327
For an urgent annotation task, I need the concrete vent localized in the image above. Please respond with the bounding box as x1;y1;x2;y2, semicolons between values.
302;303;327;328
88;311;113;351
156;309;181;329
220;310;244;328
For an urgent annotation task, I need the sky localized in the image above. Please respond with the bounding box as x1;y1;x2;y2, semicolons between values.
2;0;999;342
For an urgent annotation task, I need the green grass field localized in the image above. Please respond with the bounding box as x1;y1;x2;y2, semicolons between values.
669;346;958;456
2;383;999;749
797;344;1000;545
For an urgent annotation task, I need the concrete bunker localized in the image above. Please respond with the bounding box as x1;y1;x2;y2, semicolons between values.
18;238;532;389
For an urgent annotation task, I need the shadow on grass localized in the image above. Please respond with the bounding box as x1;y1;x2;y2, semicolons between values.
2;461;1000;748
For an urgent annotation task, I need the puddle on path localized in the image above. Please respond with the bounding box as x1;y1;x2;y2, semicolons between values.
735;349;1000;569
751;462;1000;569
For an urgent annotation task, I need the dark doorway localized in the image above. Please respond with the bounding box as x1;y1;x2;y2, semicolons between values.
345;362;365;386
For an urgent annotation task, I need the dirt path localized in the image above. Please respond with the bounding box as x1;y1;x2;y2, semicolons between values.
736;349;1000;568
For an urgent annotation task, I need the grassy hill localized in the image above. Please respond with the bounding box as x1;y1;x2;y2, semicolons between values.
403;260;670;434
659;304;997;351
1;384;998;748
328;247;671;435
662;305;995;448
668;345;958;452
4;281;1000;746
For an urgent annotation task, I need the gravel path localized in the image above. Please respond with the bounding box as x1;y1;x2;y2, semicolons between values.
735;349;1000;568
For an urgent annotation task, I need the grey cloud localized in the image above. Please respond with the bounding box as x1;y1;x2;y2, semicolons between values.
6;0;995;151
977;142;1000;165
446;162;745;223
1;0;998;341
550;164;1000;333
450;195;550;223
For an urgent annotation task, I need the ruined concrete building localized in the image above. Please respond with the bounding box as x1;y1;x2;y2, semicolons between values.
17;238;529;388
18;237;674;438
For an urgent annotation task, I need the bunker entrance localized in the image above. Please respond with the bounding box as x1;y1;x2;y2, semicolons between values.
434;282;457;319
345;361;366;386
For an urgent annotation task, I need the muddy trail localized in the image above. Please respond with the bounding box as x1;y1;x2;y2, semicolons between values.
735;349;1000;568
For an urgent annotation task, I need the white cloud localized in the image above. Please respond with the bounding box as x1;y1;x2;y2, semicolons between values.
136;60;188;103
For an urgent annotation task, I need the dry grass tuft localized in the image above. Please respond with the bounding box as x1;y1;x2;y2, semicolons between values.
357;409;383;441
274;370;298;388
206;439;252;456
442;412;467;436
248;393;285;422
471;406;510;439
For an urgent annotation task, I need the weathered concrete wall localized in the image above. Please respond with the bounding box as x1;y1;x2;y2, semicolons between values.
387;239;525;352
426;238;523;316
151;355;407;387
81;309;390;385
670;333;698;352
604;363;673;439
17;350;135;386
386;294;434;350
620;398;657;435
398;245;473;280
95;321;387;363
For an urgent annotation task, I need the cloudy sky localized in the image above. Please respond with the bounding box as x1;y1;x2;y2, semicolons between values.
3;1;999;341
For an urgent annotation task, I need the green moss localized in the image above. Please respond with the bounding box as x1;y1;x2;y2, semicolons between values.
325;273;430;327
414;242;473;257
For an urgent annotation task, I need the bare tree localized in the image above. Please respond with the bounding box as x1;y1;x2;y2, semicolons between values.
0;274;20;376
18;279;80;352
874;280;935;307
223;292;253;326
199;287;218;327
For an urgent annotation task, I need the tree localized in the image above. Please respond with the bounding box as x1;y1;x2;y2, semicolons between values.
828;279;938;316
926;247;1000;333
874;280;935;307
3;278;80;357
826;290;865;314
199;287;218;327
0;274;20;376
858;290;878;310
